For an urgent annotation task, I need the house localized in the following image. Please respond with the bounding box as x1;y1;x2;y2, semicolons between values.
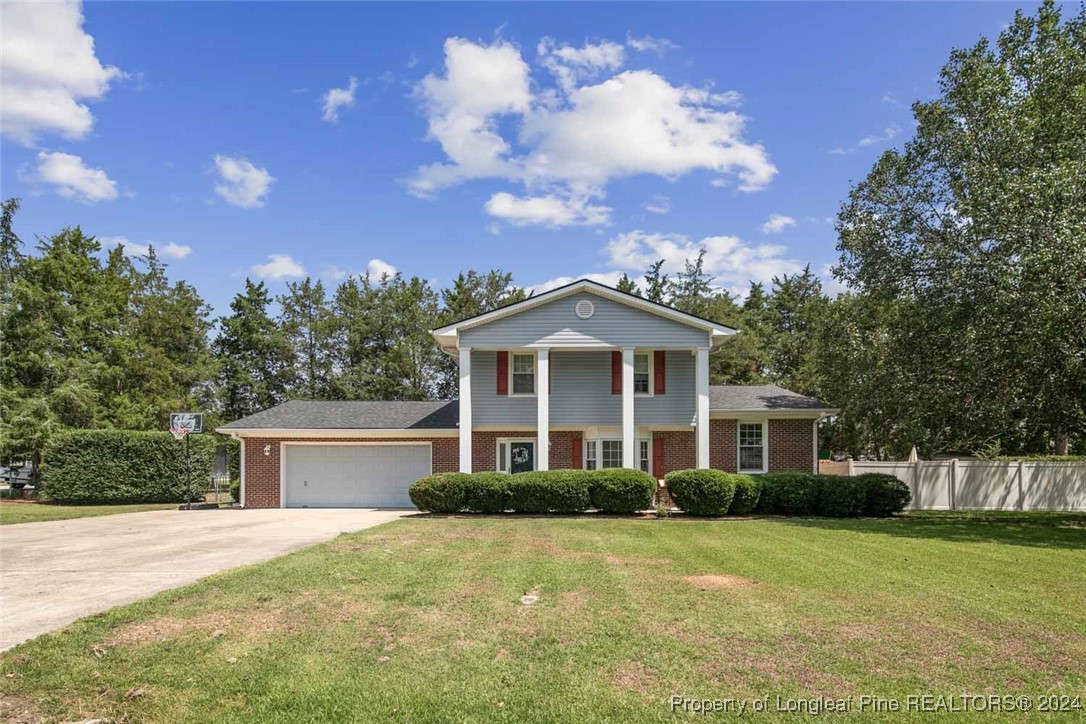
217;279;836;508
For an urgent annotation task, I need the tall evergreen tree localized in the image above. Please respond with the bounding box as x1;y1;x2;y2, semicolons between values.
642;260;670;303
278;278;336;399
615;273;640;296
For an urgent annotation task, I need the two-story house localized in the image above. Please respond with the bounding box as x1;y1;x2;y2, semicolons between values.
219;279;835;508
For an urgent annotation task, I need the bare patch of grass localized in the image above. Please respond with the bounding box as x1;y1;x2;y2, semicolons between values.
683;573;758;590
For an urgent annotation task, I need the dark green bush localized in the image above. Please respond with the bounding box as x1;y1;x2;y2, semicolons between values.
408;473;471;513
856;473;912;516
665;469;738;516
463;472;511;513
588;468;656;514
230;477;241;504
506;470;591;513
42;430;219;504
727;474;761;515
755;472;819;515
814;474;866;517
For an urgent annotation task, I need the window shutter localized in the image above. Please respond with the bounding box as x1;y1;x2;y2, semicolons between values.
496;351;508;395
652;436;665;478
654;350;666;395
611;351;622;394
571;433;583;469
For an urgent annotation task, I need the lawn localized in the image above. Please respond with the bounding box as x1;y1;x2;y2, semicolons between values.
0;501;178;525
2;514;1084;722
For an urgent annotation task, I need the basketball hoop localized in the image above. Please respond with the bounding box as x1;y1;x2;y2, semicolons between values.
170;426;190;442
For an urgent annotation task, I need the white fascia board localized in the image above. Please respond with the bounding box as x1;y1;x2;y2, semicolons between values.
216;428;459;438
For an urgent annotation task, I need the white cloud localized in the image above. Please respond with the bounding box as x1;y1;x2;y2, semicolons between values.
410;38;776;217
0;0;123;145
486;222;502;236
761;213;796;234
526;271;625;295
831;124;902;154
626;34;680;55
484;192;611;227
320;76;358;123
252;254;305;280
28;151;118;203
101;236;192;260
366;258;397;278
643;194;671;215
213;154;275;208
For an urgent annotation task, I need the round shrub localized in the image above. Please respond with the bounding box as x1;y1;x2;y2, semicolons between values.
727;474;761;515
665;469;737;517
754;472;818;515
506;470;590;514
857;473;912;516
588;468;656;514
463;472;511;514
814;474;866;517
408;473;471;513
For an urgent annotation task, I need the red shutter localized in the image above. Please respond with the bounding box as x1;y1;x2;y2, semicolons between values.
611;351;622;394
654;350;666;395
496;351;508;395
571;433;583;469
652;436;665;478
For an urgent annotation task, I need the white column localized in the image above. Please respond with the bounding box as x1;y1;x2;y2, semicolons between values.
696;347;710;468
622;347;635;468
239;437;246;508
459;346;472;473
536;348;549;471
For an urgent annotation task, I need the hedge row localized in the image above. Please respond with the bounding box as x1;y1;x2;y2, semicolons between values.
42;430;226;504
409;468;656;514
751;471;911;517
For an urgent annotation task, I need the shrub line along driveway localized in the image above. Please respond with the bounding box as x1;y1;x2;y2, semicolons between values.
0;508;409;650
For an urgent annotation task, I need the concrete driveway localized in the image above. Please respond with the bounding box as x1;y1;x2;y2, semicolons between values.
0;508;409;650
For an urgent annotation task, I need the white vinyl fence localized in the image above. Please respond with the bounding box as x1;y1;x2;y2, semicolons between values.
848;460;1086;511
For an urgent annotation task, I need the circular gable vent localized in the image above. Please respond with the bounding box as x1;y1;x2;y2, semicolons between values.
575;299;595;319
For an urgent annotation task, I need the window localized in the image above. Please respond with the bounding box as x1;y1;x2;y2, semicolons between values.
497;439;535;474
738;422;766;473
639;440;650;473
585;441;597;471
634;353;651;394
601;440;623;469
511;353;535;395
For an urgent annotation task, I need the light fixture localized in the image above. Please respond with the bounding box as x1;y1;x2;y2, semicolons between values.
263;444;271;456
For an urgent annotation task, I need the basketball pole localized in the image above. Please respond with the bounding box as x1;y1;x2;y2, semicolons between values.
185;432;192;511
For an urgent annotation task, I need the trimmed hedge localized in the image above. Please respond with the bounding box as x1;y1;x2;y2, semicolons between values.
463;472;511;514
727;474;761;515
42;429;220;504
665;469;738;516
856;473;912;516
507;471;590;514
408;473;471;513
755;472;819;515
588;468;656;514
814;474;867;517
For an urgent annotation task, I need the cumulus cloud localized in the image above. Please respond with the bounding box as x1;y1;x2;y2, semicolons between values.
761;213;796;234
213;154;275;208
321;76;358;123
626;34;679;55
366;258;397;279
101;236;192;260
0;0;123;145
27;151;118;203
252;254;305;280
410;37;777;225
643;194;671;215
484;192;611;227
525;271;626;295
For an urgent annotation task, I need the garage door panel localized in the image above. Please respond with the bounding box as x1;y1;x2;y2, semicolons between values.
284;444;430;508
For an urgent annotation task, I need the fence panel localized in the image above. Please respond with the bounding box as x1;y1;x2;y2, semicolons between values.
956;462;1020;511
1022;463;1086;511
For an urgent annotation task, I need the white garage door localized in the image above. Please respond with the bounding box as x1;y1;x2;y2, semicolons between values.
284;444;430;508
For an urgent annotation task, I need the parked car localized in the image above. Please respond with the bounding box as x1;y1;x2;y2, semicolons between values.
1;465;35;489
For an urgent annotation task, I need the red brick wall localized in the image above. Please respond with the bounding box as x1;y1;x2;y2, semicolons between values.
768;419;815;473
471;430;579;471
242;436;458;508
549;431;578;469
710;419;737;473
652;431;696;475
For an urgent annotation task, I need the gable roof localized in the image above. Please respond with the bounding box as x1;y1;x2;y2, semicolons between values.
710;384;836;412
431;278;737;351
217;400;458;431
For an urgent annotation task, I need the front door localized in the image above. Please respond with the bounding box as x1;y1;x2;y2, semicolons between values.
509;441;534;474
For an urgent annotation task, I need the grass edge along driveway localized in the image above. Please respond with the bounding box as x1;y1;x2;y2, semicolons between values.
0;501;179;525
2;514;1084;722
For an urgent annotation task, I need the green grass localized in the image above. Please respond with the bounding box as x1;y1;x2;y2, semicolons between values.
2;514;1084;722
0;501;178;525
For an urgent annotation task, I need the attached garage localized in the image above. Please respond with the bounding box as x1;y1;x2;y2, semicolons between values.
283;443;431;508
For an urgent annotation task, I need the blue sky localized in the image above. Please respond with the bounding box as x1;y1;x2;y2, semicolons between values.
2;1;1019;316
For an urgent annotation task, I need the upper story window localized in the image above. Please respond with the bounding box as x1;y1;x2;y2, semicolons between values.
634;354;651;394
511;353;535;395
738;422;766;473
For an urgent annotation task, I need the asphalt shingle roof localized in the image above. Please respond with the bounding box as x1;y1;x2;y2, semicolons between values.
709;384;834;412
217;400;459;430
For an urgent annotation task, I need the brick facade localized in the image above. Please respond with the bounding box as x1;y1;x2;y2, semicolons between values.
241;436;458;508
710;419;737;473
471;430;579;472
768;418;816;473
652;431;696;475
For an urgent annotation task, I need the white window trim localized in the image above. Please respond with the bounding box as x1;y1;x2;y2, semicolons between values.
496;437;536;474
583;436;652;473
737;420;768;474
508;352;537;397
633;352;654;397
